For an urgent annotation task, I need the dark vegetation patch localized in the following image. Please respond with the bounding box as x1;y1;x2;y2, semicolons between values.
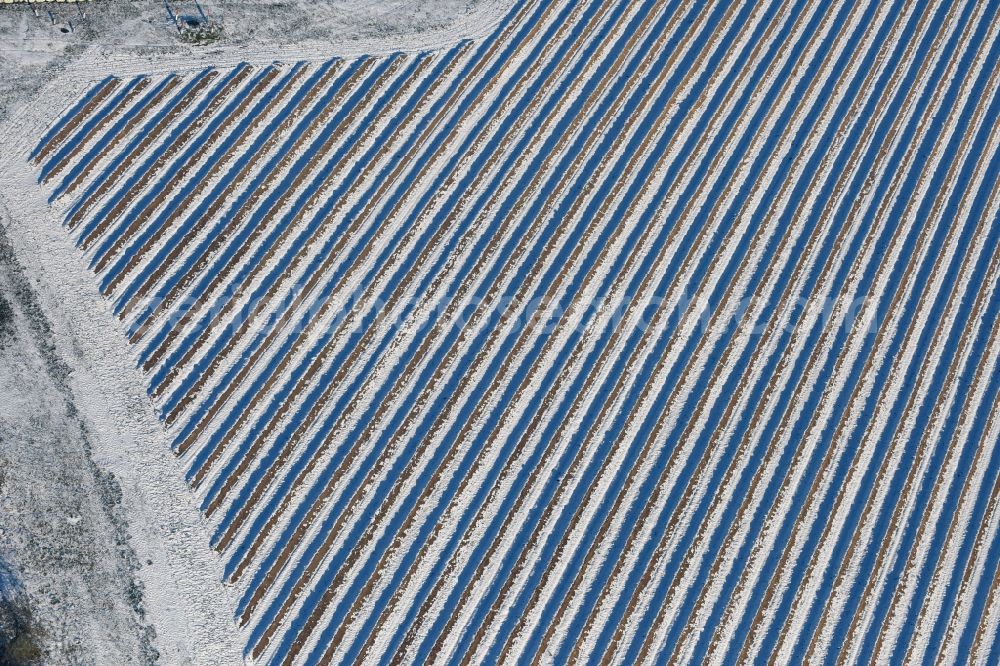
0;560;43;666
0;294;13;351
179;21;223;45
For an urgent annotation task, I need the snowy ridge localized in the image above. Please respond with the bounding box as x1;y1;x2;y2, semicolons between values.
26;0;1000;663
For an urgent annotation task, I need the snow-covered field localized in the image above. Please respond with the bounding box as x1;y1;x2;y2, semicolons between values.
3;0;1000;664
0;1;512;664
0;220;158;665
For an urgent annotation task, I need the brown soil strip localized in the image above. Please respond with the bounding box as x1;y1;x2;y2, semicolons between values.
724;30;1000;666
224;0;619;625
33;77;120;166
579;6;932;660
93;65;256;279
477;3;863;662
58;77;181;201
122;61;357;327
168;0;555;484
140;55;414;384
148;50;456;406
284;2;742;662
116;62;338;329
126;58;384;338
804;117;1000;665
622;2;963;659
923;333;1000;664
65;75;182;230
42;78;151;186
74;71;219;244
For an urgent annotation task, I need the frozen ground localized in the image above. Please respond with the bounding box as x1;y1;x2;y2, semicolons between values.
0;0;512;121
0;220;156;665
0;1;512;663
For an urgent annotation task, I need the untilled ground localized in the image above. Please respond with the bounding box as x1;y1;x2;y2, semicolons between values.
0;221;156;665
0;0;508;123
